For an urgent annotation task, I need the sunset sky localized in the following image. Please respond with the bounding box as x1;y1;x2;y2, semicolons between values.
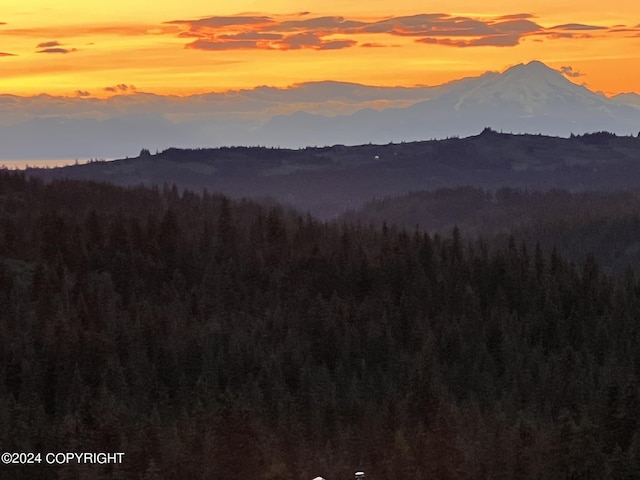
1;0;639;97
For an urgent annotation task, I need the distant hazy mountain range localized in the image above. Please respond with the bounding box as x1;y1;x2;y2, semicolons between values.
29;130;640;218
258;61;640;147
3;61;640;160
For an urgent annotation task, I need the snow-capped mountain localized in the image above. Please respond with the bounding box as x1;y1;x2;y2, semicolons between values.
2;60;639;160
450;61;610;114
256;60;640;145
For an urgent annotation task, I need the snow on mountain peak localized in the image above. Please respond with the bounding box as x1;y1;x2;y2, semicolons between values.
453;60;602;114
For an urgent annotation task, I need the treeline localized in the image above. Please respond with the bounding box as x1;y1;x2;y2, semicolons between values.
1;172;640;479
344;186;640;274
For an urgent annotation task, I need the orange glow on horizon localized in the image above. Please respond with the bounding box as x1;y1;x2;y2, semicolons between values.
0;1;638;98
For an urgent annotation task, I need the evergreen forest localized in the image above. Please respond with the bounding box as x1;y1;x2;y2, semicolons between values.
1;171;640;479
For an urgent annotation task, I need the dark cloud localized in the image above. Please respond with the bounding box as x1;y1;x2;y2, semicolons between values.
468;34;521;47
170;12;634;52
268;16;366;32
35;40;78;54
36;47;77;54
493;20;541;34
550;23;607;31
365;14;497;37
360;42;387;48
546;32;593;39
187;33;357;51
178;31;202;38
317;39;358;50
418;34;520;47
560;66;584;78
219;32;282;40
36;40;61;48
0;52;16;57
497;13;536;20
609;27;638;33
186;30;282;47
104;84;136;93
417;37;465;47
396;14;541;45
398;21;494;37
75;90;91;97
186;39;260;50
280;32;322;49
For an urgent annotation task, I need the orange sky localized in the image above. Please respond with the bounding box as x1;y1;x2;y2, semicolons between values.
1;0;639;97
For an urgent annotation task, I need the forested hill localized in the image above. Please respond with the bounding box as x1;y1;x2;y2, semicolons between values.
27;130;640;218
2;172;640;479
343;187;640;274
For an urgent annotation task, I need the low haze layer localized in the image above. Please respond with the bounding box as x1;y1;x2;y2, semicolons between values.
1;62;639;161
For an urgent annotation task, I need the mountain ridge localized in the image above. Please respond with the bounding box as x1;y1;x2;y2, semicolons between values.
27;130;640;218
253;61;640;147
3;60;640;159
